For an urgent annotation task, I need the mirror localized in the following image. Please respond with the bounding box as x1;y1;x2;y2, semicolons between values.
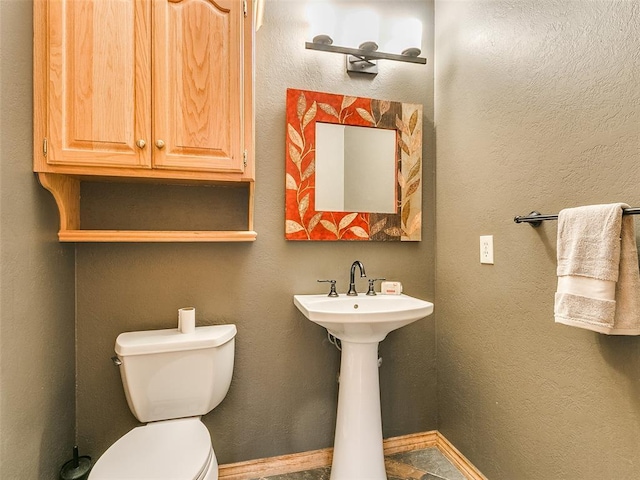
315;123;397;214
285;88;422;241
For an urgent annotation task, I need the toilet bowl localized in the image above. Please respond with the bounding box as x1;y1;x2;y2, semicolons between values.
89;418;216;480
89;324;236;480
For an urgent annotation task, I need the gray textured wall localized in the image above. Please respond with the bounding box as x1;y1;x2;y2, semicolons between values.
13;1;637;477
76;0;436;464
435;0;640;478
0;0;76;478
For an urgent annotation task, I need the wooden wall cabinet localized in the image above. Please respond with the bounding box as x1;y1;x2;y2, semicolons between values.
33;0;255;242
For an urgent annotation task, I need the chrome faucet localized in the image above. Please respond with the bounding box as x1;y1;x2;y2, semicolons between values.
347;260;366;296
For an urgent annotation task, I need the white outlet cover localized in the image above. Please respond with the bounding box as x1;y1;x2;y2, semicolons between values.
480;235;494;264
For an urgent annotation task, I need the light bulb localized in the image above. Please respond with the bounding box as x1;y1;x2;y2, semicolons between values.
385;17;423;56
307;2;336;44
343;8;380;50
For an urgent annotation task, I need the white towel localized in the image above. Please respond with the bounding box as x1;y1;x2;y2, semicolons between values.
554;203;640;335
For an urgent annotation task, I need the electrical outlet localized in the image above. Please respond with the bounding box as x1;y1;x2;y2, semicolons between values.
480;235;494;264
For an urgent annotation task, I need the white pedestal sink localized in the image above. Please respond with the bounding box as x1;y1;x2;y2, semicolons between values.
294;293;434;480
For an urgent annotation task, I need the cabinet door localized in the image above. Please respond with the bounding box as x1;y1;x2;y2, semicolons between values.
45;0;151;168
153;0;246;173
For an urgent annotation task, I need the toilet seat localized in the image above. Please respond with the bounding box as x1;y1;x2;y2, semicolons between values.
89;417;215;480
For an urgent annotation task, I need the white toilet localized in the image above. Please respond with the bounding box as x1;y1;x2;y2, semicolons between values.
89;324;237;480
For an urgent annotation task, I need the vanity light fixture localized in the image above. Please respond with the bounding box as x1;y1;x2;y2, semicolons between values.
305;5;426;75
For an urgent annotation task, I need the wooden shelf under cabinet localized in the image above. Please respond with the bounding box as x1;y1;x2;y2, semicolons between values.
38;173;257;243
58;230;257;243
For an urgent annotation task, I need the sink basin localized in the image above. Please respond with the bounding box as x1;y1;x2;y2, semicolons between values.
294;293;434;343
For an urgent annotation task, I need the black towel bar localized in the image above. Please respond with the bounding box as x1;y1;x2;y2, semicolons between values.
514;208;640;227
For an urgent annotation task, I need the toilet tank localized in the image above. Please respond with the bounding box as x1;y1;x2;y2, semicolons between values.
115;324;236;423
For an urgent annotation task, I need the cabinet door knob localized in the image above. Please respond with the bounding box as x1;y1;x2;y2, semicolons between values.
136;139;146;149
155;139;165;149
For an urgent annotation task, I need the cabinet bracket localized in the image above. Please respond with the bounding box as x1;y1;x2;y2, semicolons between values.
37;172;80;231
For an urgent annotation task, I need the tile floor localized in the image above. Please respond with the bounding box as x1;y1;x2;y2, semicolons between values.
252;447;467;480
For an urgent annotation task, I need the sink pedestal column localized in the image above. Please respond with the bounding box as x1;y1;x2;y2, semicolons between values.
331;340;386;480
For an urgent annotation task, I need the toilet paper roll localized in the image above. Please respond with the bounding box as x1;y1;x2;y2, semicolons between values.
178;307;196;334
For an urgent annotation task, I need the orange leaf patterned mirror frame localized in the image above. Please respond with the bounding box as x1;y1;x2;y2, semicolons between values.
285;88;422;241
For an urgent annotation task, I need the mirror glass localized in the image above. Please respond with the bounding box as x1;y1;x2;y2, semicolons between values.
315;123;397;214
285;88;422;241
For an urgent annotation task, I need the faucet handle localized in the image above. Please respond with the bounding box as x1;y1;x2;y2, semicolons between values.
317;279;339;297
366;278;386;296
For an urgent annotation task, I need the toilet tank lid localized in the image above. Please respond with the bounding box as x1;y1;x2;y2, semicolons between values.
115;324;236;356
